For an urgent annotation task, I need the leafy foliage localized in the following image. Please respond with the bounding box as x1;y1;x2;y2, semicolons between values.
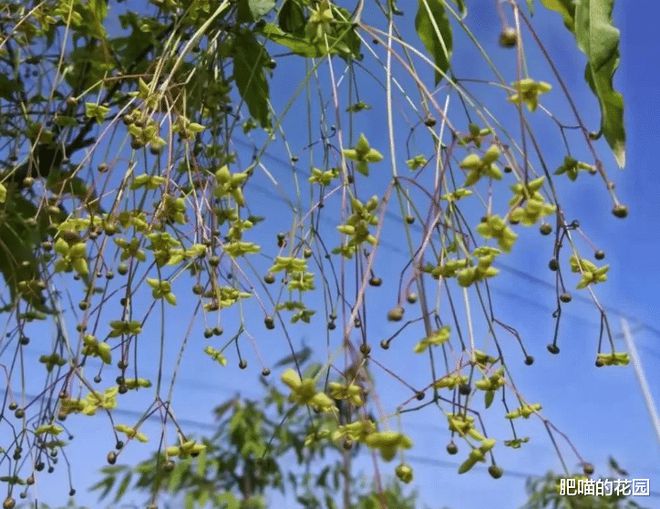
0;0;631;506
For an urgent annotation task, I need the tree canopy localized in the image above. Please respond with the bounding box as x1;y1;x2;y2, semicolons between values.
0;0;634;507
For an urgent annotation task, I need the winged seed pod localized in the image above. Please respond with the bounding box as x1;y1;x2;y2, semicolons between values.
459;145;503;186
364;431;413;461
508;79;552;111
414;325;451;353
281;369;336;413
342;133;384;176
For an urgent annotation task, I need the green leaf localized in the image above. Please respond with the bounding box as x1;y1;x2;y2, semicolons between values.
0;183;6;203
574;0;625;167
279;0;306;34
415;0;453;85
450;0;467;18
233;31;271;128
249;0;276;18
484;390;495;409
540;0;575;29
114;472;132;503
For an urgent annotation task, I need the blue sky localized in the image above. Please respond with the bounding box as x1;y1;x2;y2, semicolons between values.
3;1;659;508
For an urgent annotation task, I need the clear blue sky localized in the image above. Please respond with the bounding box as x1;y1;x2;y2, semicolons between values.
6;1;659;508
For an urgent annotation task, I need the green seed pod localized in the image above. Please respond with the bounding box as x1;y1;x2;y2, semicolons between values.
406;292;418;304
405;215;415;224
395;463;414;483
446;442;458;455
539;223;552;235
499;27;518;48
594;250;605;260
264;272;276;284
264;316;275;330
488;465;504;479
612;205;628;218
3;496;16;509
369;276;382;287
387;306;404;322
583;463;595;475
546;344;560;355
117;263;128;276
359;343;371;356
559;292;572;303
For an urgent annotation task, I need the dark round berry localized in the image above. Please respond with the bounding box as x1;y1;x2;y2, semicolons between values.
415;391;425;401
539;223;552;235
559;292;572;303
499;27;517;48
264;316;275;330
594;250;605;260
387;305;404;322
406;292;418;304
264;272;275;284
359;344;371;356
458;383;471;396
380;339;390;350
524;355;535;366
107;451;117;465
261;368;271;377
488;465;504;479
238;359;248;370
446;442;458;455
546;344;560;355
612;205;628;218
405;215;415;224
548;259;559;271
582;463;595;475
369;276;382;287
